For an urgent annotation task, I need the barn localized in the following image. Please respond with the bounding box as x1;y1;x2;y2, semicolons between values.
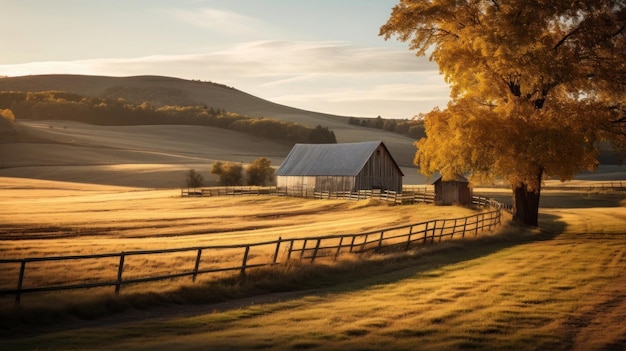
276;141;403;194
433;176;472;206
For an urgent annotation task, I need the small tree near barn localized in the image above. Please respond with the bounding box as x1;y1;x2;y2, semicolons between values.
381;0;626;226
211;161;243;186
247;157;274;186
185;168;204;188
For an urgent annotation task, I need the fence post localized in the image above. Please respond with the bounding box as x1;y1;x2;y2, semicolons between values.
462;217;468;238
378;231;384;250
431;220;437;244
192;248;203;282
451;219;457;239
349;235;357;252
362;233;369;252
300;239;308;259
287;239;294;260
15;260;26;305
241;246;250;275
406;225;413;250
335;236;344;260
311;239;322;263
115;253;125;296
439;220;445;242
273;237;282;264
423;222;429;245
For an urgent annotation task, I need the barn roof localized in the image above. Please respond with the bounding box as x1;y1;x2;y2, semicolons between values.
432;175;470;184
276;141;403;176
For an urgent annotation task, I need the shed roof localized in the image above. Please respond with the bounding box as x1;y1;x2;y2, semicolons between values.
432;175;470;184
276;141;403;176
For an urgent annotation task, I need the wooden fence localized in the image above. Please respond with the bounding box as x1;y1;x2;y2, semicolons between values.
182;186;435;205
0;196;502;304
482;181;626;192
542;181;626;192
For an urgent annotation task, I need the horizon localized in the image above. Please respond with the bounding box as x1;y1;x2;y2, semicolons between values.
0;0;451;119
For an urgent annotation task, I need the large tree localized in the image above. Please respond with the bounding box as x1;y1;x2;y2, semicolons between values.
381;0;626;226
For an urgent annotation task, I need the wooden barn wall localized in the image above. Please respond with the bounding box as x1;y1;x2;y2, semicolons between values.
355;145;403;192
458;185;472;205
277;175;355;193
277;176;317;189
315;176;355;192
435;181;472;205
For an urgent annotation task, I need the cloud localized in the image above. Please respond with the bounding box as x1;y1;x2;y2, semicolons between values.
0;40;448;117
0;40;437;81
211;40;436;77
172;8;268;36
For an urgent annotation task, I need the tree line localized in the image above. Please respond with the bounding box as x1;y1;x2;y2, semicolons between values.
185;157;275;187
348;116;426;140
0;91;337;144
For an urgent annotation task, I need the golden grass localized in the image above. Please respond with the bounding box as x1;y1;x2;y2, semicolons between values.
1;177;625;350
0;177;480;300
3;226;625;351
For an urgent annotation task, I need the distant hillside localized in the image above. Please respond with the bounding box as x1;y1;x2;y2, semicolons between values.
0;75;345;126
0;74;419;166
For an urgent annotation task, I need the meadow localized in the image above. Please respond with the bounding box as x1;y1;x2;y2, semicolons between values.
1;176;625;350
0;177;481;305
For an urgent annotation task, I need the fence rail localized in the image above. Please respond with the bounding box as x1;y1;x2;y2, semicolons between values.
182;186;436;205
1;195;502;304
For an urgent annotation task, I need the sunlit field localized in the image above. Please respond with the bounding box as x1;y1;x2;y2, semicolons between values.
0;177;481;304
1;177;625;350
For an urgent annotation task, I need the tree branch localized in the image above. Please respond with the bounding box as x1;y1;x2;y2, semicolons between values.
554;26;581;51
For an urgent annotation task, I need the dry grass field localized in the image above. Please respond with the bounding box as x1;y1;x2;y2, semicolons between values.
0;176;480;306
0;175;625;350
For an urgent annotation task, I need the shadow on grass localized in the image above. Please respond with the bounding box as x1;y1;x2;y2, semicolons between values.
0;219;565;338
479;190;625;209
538;213;569;235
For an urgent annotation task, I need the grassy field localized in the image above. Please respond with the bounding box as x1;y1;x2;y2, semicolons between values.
1;177;625;350
0;177;481;306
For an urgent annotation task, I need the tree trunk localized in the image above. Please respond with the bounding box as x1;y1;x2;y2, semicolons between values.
512;170;543;227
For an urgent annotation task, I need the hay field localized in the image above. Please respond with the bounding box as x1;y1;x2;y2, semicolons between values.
1;176;625;350
2;196;625;350
0;176;480;303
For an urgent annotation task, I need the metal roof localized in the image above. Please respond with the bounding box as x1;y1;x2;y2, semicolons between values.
276;141;402;176
432;175;470;184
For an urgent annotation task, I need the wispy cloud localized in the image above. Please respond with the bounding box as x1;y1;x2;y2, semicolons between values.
0;40;448;117
172;8;268;35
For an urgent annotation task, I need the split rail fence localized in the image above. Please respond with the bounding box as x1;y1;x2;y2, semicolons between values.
182;186;435;205
1;195;502;304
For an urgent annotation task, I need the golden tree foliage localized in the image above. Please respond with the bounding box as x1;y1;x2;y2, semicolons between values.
0;108;14;122
382;0;626;225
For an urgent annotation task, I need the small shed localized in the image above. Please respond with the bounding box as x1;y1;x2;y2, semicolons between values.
433;176;472;206
276;141;403;194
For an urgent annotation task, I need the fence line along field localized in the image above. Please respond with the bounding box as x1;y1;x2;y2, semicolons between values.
0;177;487;302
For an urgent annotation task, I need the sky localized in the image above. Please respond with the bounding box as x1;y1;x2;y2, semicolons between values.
0;0;451;119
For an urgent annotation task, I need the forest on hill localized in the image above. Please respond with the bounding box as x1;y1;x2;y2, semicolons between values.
0;91;336;145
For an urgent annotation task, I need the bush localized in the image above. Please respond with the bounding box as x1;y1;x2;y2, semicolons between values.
211;161;243;186
246;157;274;186
185;169;204;188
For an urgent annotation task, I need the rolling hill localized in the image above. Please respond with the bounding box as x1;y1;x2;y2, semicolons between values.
0;74;425;187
